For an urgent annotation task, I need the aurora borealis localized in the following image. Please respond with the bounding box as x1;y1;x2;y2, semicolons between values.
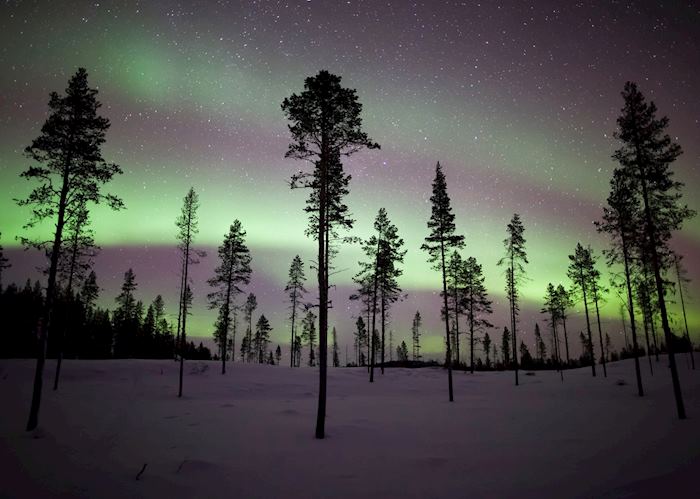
1;1;698;356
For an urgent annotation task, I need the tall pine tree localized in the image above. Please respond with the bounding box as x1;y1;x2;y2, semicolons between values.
19;68;123;431
421;162;464;401
282;70;378;439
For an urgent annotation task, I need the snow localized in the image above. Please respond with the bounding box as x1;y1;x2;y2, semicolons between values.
1;357;699;498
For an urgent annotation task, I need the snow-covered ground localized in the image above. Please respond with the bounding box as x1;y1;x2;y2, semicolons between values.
1;357;699;498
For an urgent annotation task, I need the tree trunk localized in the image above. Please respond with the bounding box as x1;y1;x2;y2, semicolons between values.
26;168;70;431
510;257;519;386
178;221;191;398
622;236;644;397
580;273;596;377
639;174;686;419
315;133;328;439
561;317;570;365
593;286;607;377
675;259;695;370
440;240;454;401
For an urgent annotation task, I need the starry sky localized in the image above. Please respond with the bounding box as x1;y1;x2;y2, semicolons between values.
1;0;699;359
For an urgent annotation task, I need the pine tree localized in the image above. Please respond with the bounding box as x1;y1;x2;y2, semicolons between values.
354;316;367;366
568;243;597;377
355;208;405;380
285;255;307;367
497;214;527;386
175;187;202;397
411;311;422;361
613;82;695;419
462;256;493;374
421;162;464;401
597;168;644;395
208;220;252;374
501;327;511;368
555;285;573;365
18;68;123;431
254;315;272;364
534;323;547;363
445;251;464;366
542;283;563;380
243;293;258;362
332;327;340;367
301;310;318;367
282;70;378;439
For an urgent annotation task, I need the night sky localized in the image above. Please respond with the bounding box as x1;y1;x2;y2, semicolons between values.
1;1;698;357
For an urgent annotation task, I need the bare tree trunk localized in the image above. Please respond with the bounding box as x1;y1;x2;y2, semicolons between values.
622;238;644;396
27;169;70;431
675;259;695;370
593;286;607;377
315;135;328;439
580;275;596;377
440;241;454;401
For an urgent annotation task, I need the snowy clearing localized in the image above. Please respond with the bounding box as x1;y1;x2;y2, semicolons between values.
1;357;699;498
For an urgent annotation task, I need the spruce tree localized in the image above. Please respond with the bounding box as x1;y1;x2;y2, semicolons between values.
421;162;464;401
483;332;492;368
175;187;202;397
613;82;695;419
285;255;307;367
254;315;272;364
18;68;123;431
411;311;422;361
497;214;527;386
542;283;563;380
534;323;546;364
275;345;282;365
113;269;138;358
243;293;258;362
207;220;252;374
282;70;378;439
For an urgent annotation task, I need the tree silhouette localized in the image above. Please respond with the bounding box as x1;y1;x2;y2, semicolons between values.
483;332;492;368
175;187;202;397
586;249;608;377
353;316;368;366
568;243;597;377
445;251;464;366
597;167;645;395
113;268;138;357
673;254;694;370
254;315;272;364
282;70;378;439
332;327;340;367
542;283;563;380
497;214;527;386
613;82;695;419
53;203;99;391
285;255;307;367
555;285;573;365
18;68;123;431
462;256;493;374
534;324;546;364
501;327;511;368
301;310;317;367
411;311;422;361
242;293;258;363
208;220;251;374
421;162;464;401
275;345;282;365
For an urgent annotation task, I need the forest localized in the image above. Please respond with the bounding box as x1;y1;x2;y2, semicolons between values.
0;68;696;438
